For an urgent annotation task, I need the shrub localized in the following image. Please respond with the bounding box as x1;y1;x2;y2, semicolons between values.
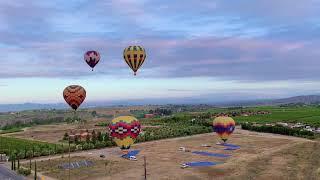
18;167;31;176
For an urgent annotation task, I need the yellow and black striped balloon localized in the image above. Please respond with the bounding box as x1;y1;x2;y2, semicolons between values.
123;45;146;76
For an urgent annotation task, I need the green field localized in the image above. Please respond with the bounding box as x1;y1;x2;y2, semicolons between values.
231;106;320;127
137;105;320;127
0;136;70;159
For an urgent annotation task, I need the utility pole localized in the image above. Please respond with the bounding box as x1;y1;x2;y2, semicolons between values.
0;135;2;154
68;136;71;180
34;160;37;180
144;156;147;180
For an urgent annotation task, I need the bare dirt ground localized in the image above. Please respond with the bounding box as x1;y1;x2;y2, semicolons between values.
5;117;157;143
5;117;109;143
18;129;320;180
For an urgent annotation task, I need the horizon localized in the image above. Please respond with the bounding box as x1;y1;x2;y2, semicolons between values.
1;1;320;104
0;93;319;107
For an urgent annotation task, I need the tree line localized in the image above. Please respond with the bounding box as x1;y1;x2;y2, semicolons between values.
241;123;315;139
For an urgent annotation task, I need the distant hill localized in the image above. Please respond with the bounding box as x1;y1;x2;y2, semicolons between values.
271;95;320;105
1;95;320;112
0;103;68;112
219;95;320;107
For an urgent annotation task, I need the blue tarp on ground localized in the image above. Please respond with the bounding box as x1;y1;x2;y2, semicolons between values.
192;151;231;158
224;147;240;151
59;160;94;170
121;150;140;158
185;161;222;167
217;143;240;148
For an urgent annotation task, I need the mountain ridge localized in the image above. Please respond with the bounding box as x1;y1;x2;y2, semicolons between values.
1;95;320;112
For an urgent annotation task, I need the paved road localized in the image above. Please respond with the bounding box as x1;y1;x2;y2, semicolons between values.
0;164;24;180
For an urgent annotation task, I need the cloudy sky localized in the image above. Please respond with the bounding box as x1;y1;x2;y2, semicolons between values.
0;0;320;104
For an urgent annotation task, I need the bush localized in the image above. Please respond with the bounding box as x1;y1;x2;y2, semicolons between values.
92;142;102;149
241;123;315;139
18;167;31;176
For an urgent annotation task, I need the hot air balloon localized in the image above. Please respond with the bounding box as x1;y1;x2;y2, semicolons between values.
123;45;146;76
63;85;86;111
84;50;100;71
213;116;235;143
109;116;141;153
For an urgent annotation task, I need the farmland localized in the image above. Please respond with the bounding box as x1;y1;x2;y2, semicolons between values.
0;136;63;159
232;106;320;127
2;105;320;142
20;129;320;180
1;105;320;179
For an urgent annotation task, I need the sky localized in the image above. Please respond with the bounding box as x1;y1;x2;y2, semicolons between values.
0;0;320;104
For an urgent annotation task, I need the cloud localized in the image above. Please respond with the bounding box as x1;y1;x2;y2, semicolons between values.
0;0;319;83
167;89;198;92
0;34;318;81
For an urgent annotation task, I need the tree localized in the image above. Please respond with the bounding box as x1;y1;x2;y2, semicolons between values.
91;111;97;117
66;117;72;123
63;132;69;140
92;130;97;144
24;146;27;159
75;136;79;144
86;133;90;143
97;131;103;141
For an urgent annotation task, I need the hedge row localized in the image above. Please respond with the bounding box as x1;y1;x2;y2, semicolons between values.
241;123;315;139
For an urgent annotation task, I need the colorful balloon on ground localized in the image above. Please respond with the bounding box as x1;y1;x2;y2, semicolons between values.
123;45;146;76
109;116;141;150
84;50;100;71
63;85;86;111
213;116;235;142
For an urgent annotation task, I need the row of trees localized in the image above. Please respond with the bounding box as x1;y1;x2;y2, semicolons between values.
61;114;213;151
63;130;116;151
1;117;66;130
149;108;173;116
136;126;212;143
2;143;76;160
241;123;315;139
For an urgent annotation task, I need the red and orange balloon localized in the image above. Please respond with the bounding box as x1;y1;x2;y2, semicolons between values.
63;85;86;111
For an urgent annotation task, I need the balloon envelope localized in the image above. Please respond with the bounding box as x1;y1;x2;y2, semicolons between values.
109;116;141;150
123;46;146;75
63;85;86;110
213;116;235;142
84;51;100;70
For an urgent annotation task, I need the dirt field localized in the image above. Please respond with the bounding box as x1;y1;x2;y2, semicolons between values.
3;106;152;143
19;129;320;180
5;117;109;143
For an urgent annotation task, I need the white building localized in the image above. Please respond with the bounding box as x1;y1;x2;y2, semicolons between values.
277;122;288;127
